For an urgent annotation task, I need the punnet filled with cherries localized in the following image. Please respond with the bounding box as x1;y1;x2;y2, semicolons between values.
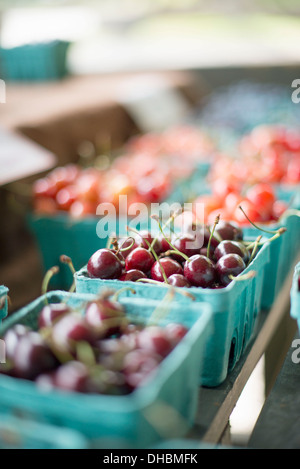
85;209;286;289
0;287;189;396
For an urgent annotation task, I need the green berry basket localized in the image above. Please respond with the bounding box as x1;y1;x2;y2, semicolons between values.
75;239;270;387
0;414;88;449
0;286;9;324
0;40;70;82
290;262;300;334
0;291;213;449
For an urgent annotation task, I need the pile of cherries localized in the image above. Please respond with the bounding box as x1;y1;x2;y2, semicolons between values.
32;126;213;218
86;219;256;289
192;182;288;227
0;292;188;395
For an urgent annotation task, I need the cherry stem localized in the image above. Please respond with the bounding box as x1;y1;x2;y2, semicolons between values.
126;225;170;284
207;214;220;259
150;214;190;262
228;270;257;282
136;277;195;300
41;266;59;303
163;249;190;262
147;288;176;326
111;287;136;301
119;237;136;252
60;255;76;275
247;235;262;266
238;205;283;235
59;255;77;295
106;234;116;249
149;208;183;251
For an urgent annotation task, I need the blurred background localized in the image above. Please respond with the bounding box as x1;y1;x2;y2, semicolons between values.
0;0;300;447
2;0;300;305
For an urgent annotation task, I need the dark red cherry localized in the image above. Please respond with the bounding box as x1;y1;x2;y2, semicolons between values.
170;233;200;262
119;269;147;282
215;221;243;241
3;324;31;362
125;247;155;273
160;236;172;253
216;253;246;286
123;349;161;390
118;237;139;258
214;240;249;263
51;313;96;354
38;303;70;329
167;273;191;288
135;230;163;254
85;299;125;338
111;250;125;268
13;331;58;380
150;257;183;282
136;326;174;358
165;323;188;345
184;255;217;288
53;361;90;393
87;248;123;279
189;224;220;250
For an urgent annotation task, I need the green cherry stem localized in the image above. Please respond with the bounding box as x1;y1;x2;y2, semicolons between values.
228;270;257;282
147;288;176;326
136;277;195;301
148;208;183;252
111;287;136;301
150;214;190;262
60;255;76;294
127;225;170;284
238;205;284;235
41;266;60;303
247;235;262;266
207;214;220;259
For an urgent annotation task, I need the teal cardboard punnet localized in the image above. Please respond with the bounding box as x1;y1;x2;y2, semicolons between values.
75;240;270;387
0;414;88;449
0;291;212;449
